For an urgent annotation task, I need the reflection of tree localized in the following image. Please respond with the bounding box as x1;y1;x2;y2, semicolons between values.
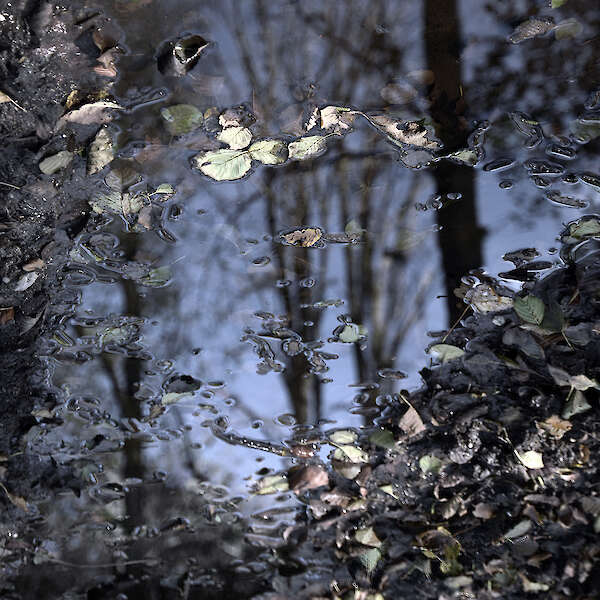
425;0;484;323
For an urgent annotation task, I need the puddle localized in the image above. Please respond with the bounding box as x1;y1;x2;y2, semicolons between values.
4;0;600;597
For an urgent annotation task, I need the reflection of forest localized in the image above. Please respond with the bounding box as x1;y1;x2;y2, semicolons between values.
66;0;600;568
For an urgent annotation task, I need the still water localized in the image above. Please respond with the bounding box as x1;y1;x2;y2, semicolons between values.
22;0;600;596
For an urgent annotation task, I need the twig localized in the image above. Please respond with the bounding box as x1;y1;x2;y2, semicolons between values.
442;304;471;343
0;181;21;190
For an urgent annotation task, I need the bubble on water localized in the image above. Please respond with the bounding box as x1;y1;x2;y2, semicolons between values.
499;180;513;189
414;202;427;211
562;173;579;184
276;279;291;287
446;192;462;201
524;160;565;175
300;277;316;288
546;144;576;160
252;256;271;266
276;413;296;426
530;175;552;188
282;338;303;356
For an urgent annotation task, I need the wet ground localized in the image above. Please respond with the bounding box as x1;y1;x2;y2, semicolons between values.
1;0;600;598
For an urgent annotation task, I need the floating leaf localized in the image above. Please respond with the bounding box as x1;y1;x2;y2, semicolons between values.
419;455;442;474
338;324;360;343
87;127;114;174
288;135;327;160
446;148;478;166
552;0;568;7
39;151;74;175
554;18;583;39
367;115;440;150
329;429;357;444
569;218;600;239
428;344;465;362
217;126;252;150
254;474;289;495
466;284;513;313
513;295;545;325
503;519;531;540
562;390;591;419
369;429;395;450
509;18;555;44
359;548;381;574
280;227;323;247
160;104;203;136
355;527;382;548
320;105;356;134
192;149;252;181
161;391;194;406
516;450;544;469
333;445;369;464
248;139;288;164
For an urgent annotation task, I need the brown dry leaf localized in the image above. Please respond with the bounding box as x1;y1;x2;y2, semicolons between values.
399;405;426;437
288;465;329;494
281;227;323;247
537;414;572;439
0;307;15;325
473;503;494;519
0;483;28;512
137;205;153;230
22;258;44;272
94;48;119;78
0;91;12;104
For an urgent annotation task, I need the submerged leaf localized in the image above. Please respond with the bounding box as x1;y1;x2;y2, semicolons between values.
359;548;381;574
509;18;555;44
160;104;203;136
288;135;327;160
87;127;114;174
90;191;145;216
217;126;252;150
192;149;252;181
369;429;395;450
249;139;288;164
514;295;545;325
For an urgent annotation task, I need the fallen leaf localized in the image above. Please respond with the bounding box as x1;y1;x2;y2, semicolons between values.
248;139;288;164
217;126;252;150
355;527;382;548
537;415;572;439
87;127;114;174
562;390;591;419
466;284;513;313
288;135;327;160
369;429;395;450
192;149;252;181
320;105;356;134
503;519;531;540
359;548;381;574
161;104;203;136
399;406;426;437
516;450;544;469
428;344;465;362
254;474;289;495
329;430;358;444
514;295;545;325
288;465;329;494
333;445;369;464
280;227;323;247
367;115;440;150
419;455;442;474
15;272;38;291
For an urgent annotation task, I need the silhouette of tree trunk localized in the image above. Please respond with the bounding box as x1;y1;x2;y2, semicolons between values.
425;0;485;324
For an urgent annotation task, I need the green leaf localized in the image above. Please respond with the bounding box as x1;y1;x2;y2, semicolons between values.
551;0;568;7
329;429;357;444
569;218;600;239
428;344;465;362
217;126;252;150
333;445;369;464
155;183;174;194
419;455;442;474
192;149;252;181
503;519;531;540
288;135;327;161
248;139;288;164
515;450;544;469
160;104;203;136
254;474;289;495
369;429;395;450
445;148;478;166
359;548;381;574
338;323;360;343
513;295;545;325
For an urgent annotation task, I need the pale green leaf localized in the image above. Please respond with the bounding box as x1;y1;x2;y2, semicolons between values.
161;391;194;406
514;295;545;325
192;149;252;181
155;183;174;194
369;429;395;450
254;474;289;495
288;135;327;161
562;390;592;419
569;218;600;239
217;126;252;150
359;548;381;574
516;450;544;469
428;344;465;362
503;519;531;540
333;445;369;464
329;429;357;444
552;0;568;7
248;139;288;164
419;455;442;474
87;127;114;174
338;324;360;343
355;527;382;548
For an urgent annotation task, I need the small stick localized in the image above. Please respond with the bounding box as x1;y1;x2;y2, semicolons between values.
442;304;471;343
